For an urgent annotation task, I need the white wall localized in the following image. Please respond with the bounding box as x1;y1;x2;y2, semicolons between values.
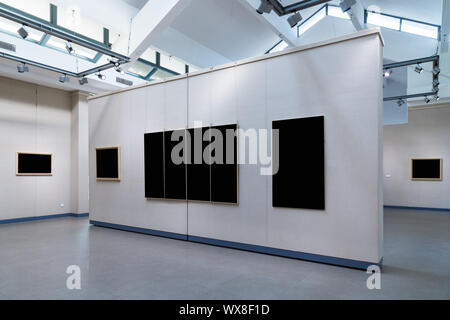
0;77;72;220
89;30;384;264
0;77;90;220
384;105;450;209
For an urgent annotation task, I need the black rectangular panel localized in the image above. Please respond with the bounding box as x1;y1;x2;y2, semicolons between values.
164;130;187;200
144;132;165;198
187;127;211;201
17;153;52;175
96;148;120;180
272;116;325;210
411;159;442;180
210;124;238;204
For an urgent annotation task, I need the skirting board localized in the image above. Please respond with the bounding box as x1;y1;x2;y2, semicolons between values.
0;213;89;225
384;205;450;213
90;220;381;270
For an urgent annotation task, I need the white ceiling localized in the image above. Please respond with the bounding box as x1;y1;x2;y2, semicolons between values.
121;0;148;10
161;0;280;64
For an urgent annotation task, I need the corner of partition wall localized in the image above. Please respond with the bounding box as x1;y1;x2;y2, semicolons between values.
375;30;384;264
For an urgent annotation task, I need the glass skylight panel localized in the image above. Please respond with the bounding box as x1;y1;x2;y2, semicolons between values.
328;6;350;20
128;60;153;77
401;20;438;39
366;12;400;30
269;40;289;53
298;7;326;36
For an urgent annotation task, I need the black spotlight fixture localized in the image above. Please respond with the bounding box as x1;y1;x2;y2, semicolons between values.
17;63;29;73
97;73;106;80
256;0;273;14
79;77;88;85
424;96;431;104
115;66;125;75
432;66;440;76
397;98;405;107
434;95;440;101
414;64;423;74
65;42;75;54
59;74;70;83
17;26;29;39
287;12;302;28
383;69;392;78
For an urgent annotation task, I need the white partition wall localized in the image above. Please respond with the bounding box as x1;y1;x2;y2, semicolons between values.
88;29;384;268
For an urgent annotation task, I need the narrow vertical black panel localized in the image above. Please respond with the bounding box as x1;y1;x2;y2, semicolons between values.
187;127;211;201
144;132;165;198
164;129;187;200
211;124;238;204
272;116;325;210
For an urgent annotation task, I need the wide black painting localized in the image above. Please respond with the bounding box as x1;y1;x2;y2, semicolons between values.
144;132;165;198
210;124;238;204
96;148;120;180
17;153;52;175
272;116;325;210
164;130;187;200
187;127;211;201
411;159;442;180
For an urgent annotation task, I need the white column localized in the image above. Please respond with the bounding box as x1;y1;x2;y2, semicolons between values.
71;91;90;215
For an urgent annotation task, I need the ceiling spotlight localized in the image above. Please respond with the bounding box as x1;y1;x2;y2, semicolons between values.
340;0;356;12
432;79;440;87
115;66;125;75
17;63;29;73
79;77;88;85
383;69;392;78
432;66;440;76
65;42;75;54
59;74;70;83
256;0;273;14
414;64;423;74
397;98;405;107
424;96;431;104
434;95;440;101
17;26;29;39
287;12;303;28
97;73;106;80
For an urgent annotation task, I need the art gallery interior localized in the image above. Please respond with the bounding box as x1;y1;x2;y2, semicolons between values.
0;0;449;300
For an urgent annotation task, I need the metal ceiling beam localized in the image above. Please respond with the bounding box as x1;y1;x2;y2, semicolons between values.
0;51;79;77
384;92;436;102
384;56;439;70
0;6;130;63
268;0;332;16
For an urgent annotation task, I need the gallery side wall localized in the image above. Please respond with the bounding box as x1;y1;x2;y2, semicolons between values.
384;105;450;210
0;77;73;220
89;30;384;264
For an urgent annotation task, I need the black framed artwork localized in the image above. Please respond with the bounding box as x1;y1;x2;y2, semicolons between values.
96;147;120;181
411;158;442;181
144;124;239;204
16;153;52;176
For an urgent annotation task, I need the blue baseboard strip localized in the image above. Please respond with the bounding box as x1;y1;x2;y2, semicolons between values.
188;235;381;270
89;220;188;241
90;219;380;270
0;213;89;225
384;205;450;213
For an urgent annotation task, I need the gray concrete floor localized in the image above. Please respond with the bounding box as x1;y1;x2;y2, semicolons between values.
0;208;449;299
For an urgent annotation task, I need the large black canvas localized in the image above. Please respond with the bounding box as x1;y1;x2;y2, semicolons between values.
17;153;52;175
411;159;442;180
187;127;211;201
164;130;187;200
210;124;238;204
272;116;325;210
144;132;165;198
96;148;119;179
